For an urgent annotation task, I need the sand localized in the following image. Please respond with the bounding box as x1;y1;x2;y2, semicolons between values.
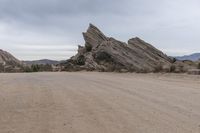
0;72;200;133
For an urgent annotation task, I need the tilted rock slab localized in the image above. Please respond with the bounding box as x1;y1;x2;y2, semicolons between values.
63;24;174;72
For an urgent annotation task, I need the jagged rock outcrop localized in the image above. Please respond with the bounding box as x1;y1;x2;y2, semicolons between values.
0;49;23;72
62;24;175;72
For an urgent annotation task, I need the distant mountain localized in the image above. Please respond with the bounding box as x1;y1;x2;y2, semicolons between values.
175;53;200;61
0;49;23;72
24;59;59;65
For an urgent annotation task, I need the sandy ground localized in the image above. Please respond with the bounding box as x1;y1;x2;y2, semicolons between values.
0;72;200;133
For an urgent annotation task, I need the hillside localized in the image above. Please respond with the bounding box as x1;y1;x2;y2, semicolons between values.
0;49;23;72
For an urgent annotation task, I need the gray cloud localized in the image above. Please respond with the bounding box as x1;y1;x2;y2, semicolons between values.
0;0;200;60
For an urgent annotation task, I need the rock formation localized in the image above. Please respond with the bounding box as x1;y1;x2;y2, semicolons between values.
0;49;23;72
62;24;175;72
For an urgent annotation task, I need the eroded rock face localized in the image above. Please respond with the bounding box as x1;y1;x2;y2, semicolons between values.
83;24;108;50
0;49;23;72
62;24;174;72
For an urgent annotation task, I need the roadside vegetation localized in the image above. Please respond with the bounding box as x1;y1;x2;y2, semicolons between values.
23;64;53;72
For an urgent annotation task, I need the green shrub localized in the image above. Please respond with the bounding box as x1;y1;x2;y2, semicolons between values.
198;63;200;69
154;64;163;72
31;64;40;72
76;55;85;65
23;66;32;72
95;52;113;62
170;65;176;72
86;44;92;52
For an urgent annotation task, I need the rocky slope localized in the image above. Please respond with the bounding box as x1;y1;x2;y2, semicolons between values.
0;49;23;72
62;24;175;72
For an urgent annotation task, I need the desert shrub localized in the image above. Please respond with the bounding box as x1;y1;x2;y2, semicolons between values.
0;64;4;72
171;58;177;63
38;64;52;71
169;65;176;72
76;55;85;65
23;66;32;72
31;64;40;72
85;44;92;52
198;63;200;69
178;65;186;73
140;69;149;73
154;64;163;72
23;64;53;72
95;52;113;62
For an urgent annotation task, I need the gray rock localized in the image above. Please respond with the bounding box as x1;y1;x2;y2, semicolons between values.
62;24;174;72
0;49;23;72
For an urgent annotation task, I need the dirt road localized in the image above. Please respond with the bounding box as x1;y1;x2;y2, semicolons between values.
0;72;200;133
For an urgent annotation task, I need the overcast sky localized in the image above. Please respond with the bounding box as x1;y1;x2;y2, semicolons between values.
0;0;200;60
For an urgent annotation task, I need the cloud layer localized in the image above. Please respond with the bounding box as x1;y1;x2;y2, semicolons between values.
0;0;200;60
